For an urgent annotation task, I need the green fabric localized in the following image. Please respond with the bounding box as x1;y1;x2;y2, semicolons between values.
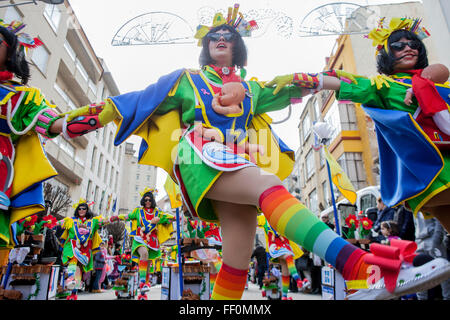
158;67;302;222
10;89;56;143
126;207;171;259
336;75;450;214
155;67;303;122
0;88;59;247
61;217;102;272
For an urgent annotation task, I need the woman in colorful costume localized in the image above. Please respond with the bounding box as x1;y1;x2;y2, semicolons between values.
269;17;450;299
0;20;73;252
61;6;448;300
257;213;304;300
57;199;116;300
116;188;174;300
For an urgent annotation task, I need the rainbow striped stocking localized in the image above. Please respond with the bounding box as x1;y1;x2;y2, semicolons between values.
285;256;300;281
259;185;369;281
138;260;148;285
281;275;290;297
211;263;248;300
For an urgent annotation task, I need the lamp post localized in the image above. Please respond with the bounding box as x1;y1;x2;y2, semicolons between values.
0;0;64;9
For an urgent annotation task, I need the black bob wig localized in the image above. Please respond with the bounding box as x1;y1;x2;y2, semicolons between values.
199;24;248;69
140;192;156;208
376;29;428;75
0;26;31;85
73;203;94;219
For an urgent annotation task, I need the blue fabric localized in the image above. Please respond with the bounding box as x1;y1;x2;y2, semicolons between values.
189;73;253;144
109;69;185;146
362;106;443;208
10;181;45;209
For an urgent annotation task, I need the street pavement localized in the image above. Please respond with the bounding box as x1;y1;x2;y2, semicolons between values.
76;281;322;301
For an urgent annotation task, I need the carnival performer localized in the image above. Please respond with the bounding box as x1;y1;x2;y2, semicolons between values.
115;188;174;300
60;5;448;300
57;199;117;300
0;20;71;251
268;17;450;299
257;214;304;300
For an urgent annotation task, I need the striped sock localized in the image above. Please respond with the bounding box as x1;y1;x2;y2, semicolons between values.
285;256;300;281
281;275;290;297
259;185;368;281
211;263;248;300
138;260;148;284
210;272;217;296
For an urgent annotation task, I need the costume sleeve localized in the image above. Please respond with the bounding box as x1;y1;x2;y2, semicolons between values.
153;74;197;124
11;88;60;139
127;208;139;221
253;84;303;115
335;78;417;114
335;78;387;107
158;210;174;225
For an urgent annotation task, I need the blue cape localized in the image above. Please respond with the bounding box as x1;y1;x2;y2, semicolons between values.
362;106;444;207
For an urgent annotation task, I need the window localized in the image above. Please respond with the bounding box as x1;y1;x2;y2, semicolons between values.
146;175;150;182
109;132;113;153
75;59;88;82
54;136;74;157
44;4;61;32
75;154;85;166
338;152;367;191
322;181;330;207
88;78;97;95
94;186;99;210
91;146;97;170
98;154;103;177
324;101;341;143
313;99;321;121
64;41;76;61
309;189;318;214
53;83;76;110
115;171;119;192
360;194;377;213
110;166;114;186
339;103;358;131
301;113;311;144
32;43;50;74
86;180;92;200
136;174;140;180
104;160;109;183
305;150;315;179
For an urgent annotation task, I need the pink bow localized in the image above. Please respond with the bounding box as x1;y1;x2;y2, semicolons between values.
364;239;417;293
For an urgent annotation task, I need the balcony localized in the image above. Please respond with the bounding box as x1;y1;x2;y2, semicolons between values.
45;140;84;185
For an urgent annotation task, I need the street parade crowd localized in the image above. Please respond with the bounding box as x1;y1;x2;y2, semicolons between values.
1;3;450;301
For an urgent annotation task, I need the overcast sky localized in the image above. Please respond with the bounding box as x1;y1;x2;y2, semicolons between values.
67;0;419;199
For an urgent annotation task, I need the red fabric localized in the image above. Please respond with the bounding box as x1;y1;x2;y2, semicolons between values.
364;239;417;293
396;69;450;150
209;64;242;84
0;71;13;82
402;69;448;115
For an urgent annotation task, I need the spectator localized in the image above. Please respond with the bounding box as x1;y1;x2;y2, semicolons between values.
415;212;450;300
370;198;396;243
394;205;416;241
380;220;400;245
320;212;335;231
251;245;268;289
92;242;106;293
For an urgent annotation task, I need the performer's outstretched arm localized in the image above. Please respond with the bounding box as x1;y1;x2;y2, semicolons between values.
48;99;119;138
